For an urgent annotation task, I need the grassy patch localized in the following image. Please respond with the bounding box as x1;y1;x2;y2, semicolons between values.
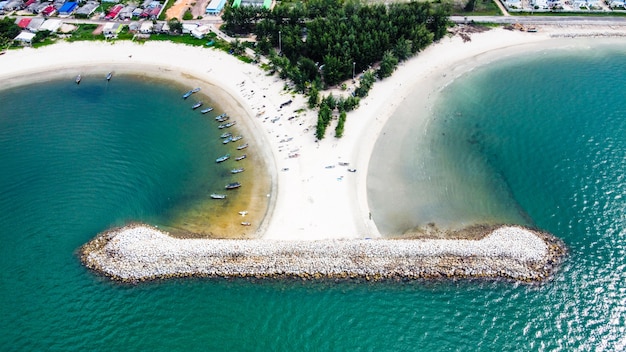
32;37;57;48
149;33;210;46
65;24;104;42
451;0;503;15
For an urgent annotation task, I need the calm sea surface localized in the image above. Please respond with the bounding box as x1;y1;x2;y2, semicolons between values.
2;43;626;350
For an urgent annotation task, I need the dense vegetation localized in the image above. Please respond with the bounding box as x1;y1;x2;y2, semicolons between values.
224;0;449;87
223;0;450;139
0;17;20;49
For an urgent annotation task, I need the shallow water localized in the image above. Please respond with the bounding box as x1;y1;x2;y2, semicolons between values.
2;43;626;350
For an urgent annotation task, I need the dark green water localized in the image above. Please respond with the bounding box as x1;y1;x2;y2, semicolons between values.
2;43;626;350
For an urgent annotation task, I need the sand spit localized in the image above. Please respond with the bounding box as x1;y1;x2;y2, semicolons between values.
80;223;566;284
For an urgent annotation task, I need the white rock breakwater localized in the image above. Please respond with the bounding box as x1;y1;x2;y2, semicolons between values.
80;224;566;283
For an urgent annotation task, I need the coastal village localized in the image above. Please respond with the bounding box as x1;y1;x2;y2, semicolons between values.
3;0;626;46
1;0;273;45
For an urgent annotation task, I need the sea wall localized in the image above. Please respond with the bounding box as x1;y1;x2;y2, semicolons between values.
80;224;566;283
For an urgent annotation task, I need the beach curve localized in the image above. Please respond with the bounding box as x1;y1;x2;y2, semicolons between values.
4;25;623;281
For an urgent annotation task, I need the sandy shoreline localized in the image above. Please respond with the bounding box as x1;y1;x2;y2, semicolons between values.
3;24;626;282
2;27;626;241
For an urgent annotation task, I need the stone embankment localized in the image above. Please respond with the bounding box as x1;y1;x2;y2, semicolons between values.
80;224;566;284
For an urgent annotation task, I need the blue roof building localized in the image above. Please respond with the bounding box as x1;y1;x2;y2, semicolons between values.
205;0;226;14
58;2;78;15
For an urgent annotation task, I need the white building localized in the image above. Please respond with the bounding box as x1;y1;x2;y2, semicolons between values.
140;22;153;34
191;25;211;39
14;31;36;45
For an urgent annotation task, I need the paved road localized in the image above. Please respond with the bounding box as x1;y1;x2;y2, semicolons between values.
451;15;626;25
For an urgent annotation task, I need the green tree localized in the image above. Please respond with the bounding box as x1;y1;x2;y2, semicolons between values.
308;87;319;108
393;39;412;62
32;30;52;44
168;19;183;34
0;17;20;47
183;8;193;20
377;51;398;79
321;94;337;111
335;110;346;138
315;115;326;140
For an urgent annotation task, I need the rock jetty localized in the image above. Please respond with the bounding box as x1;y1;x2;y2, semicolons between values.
80;224;566;284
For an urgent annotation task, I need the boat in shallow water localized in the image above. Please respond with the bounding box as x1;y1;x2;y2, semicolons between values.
210;194;226;199
220;132;232;139
236;143;248;150
231;168;244;174
106;72;112;81
216;154;230;163
192;102;203;109
182;87;200;99
225;182;241;190
235;154;247;161
201;107;213;114
75;75;81;84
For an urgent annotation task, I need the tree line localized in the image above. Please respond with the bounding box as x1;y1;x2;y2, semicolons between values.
222;0;451;139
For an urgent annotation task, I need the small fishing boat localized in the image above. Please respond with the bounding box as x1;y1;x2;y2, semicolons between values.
236;143;249;150
201;107;213;114
215;113;228;121
241;222;251;226
220;132;232;139
225;182;241;190
238;211;248;216
222;137;233;144
348;168;357;173
216;154;230;163
211;194;226;199
216;115;230;123
231;168;244;174
218;121;236;129
182;88;200;99
235;154;247;161
106;72;112;81
75;75;81;84
231;135;242;142
192;102;203;109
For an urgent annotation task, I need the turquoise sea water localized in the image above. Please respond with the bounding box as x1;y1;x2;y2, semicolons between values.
2;42;626;350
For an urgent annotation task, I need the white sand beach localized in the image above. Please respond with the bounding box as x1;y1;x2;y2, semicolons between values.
2;25;626;242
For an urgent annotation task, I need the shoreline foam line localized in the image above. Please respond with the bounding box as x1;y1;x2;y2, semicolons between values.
81;224;566;283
